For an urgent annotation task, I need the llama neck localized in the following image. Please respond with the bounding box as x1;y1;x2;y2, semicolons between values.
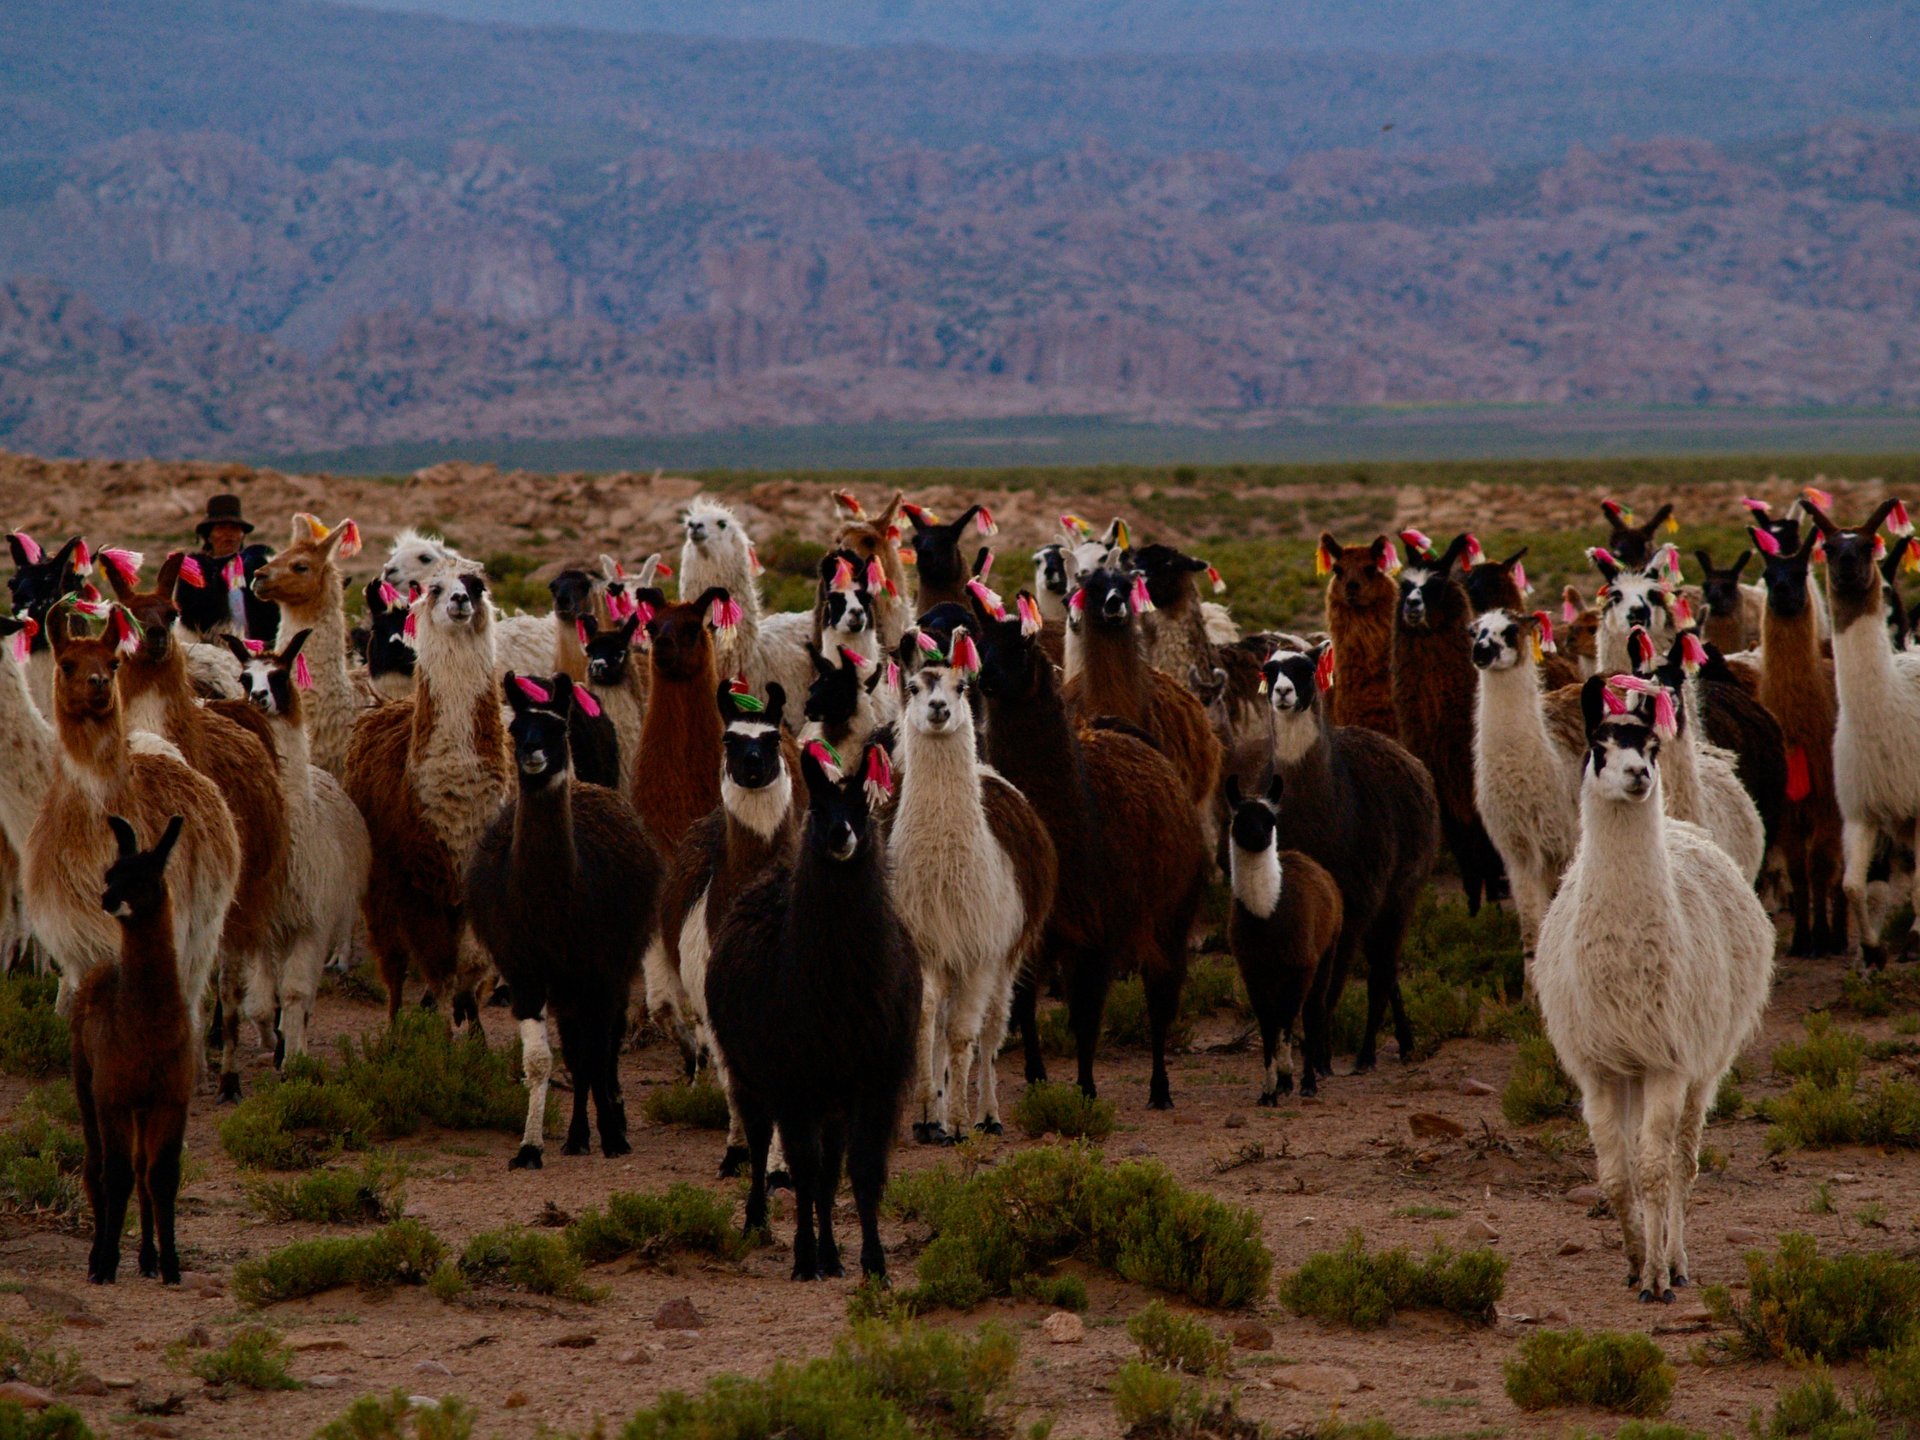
117;902;185;1012
1475;658;1556;771
1228;841;1282;920
0;660;55;853
408;619;506;861
588;668;646;795
269;711;315;809
55;706;133;813
511;777;579;883
1703;607;1745;654
789;837;889;962
1576;781;1678;919
1830;586;1901;714
1657;723;1704;823
1760;602;1834;748
1269;708;1329;772
723;771;793;845
120;648;194;754
279;584;357;766
896;723;991;845
640;663;723;774
1074;624;1149;727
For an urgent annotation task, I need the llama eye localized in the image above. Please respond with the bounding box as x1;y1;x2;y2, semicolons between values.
294;563;309;574
716;520;728;530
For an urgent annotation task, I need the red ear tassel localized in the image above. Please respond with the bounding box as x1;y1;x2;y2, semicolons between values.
1532;610;1556;650
1067;588;1085;613
1681;632;1708;672
1206;564;1226;593
806;739;844;781
1313;644;1336;694
1811;533;1827;563
336;520;362;558
866;558;893;596
110;607;137;657
950;632;982;675
864;745;894;805
101;548;143;587
710;596;743;632
831;489;867;519
1399;528;1431;555
886;659;901;692
576;618;590;646
1890;500;1914;537
1600;682;1629;715
967;578;1006;619
729;673;752;696
1463;534;1485;568
974;507;998;536
1671;594;1694;628
7;617;36;664
403;611;418;640
176;553;205;588
294;653;314;690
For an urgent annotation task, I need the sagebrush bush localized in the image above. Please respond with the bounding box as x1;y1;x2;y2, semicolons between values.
898;1145;1270;1314
188;1326;302;1391
311;1391;476;1440
1012;1273;1089;1312
1279;1230;1506;1329
0;1401;95;1440
1751;1371;1875;1439
232;1219;447;1306
460;1226;596;1301
1011;1081;1116;1140
1110;1359;1250;1438
244;1154;405;1224
642;1080;731;1129
218;1067;376;1170
1706;1233;1920;1362
1503;1328;1674;1416
565;1183;747;1265
0;1332;83;1392
1501;1034;1578;1125
0;973;69;1078
1128;1301;1230;1376
1773;1015;1866;1088
1762;1073;1920;1153
0;1087;85;1220
1710;1071;1744;1123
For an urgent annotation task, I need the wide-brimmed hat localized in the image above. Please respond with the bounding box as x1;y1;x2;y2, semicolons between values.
195;493;254;540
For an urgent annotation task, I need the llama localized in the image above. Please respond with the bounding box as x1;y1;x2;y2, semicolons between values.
345;564;512;1023
1126;543;1235;683
359;579;416;699
248;516;371;777
379;527;556;676
1223;776;1343;1103
1469;608;1583;960
1883;537;1916;652
27;618;238;1038
812;549;883;669
1464;546;1584;690
677;500;814;704
1751;527;1847;954
1693;550;1763;655
467;674;661;1168
580;613;649;797
631;587;731;856
1598;499;1676;566
1393;533;1505;914
7;533;86;716
1588;545;1680;675
1262;644;1440;1076
1657;630;1788;865
71;815;196;1284
227;630;373;1061
706;743;923;1281
892;647;1057;1141
105;553;290;1099
903;503;998;614
802;646;888;755
1534;674;1773;1301
828;489;912;651
1560;585;1602;677
1804;498;1920;967
971;591;1208;1106
1060;564;1224;834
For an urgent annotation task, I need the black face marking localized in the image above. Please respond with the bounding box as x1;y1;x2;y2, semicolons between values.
722;725;783;790
1075;566;1135;629
1228;800;1277;852
549;569;596;622
506;697;572;787
1034;544;1069;597
1261;652;1318;712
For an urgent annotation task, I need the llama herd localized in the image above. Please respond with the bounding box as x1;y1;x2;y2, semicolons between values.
2;484;1915;1296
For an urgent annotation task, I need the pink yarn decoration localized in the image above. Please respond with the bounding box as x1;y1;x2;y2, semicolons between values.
101;548;143;587
1399;528;1432;554
950;632;982;675
1016;593;1043;637
378;581;400;607
1562;596;1580;624
974;507;998;536
574;687;601;718
336;520;362;558
1129;575;1154;615
515;676;552;704
73;541;92;574
1890;500;1915;537
176;554;205;588
967;578;1006;619
294;653;314;690
9;532;42;564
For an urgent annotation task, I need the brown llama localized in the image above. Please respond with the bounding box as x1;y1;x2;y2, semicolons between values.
1463;545;1582;689
248;515;371;777
631;586;732;854
71;815;195;1284
1318;534;1399;738
828;489;911;652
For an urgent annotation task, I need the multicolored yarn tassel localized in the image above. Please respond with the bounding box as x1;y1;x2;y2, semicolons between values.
1671;594;1694;628
1888;500;1914;537
831;557;856;593
1067;588;1085;614
1587;545;1619;568
1129;575;1154;615
177;554;205;588
1803;485;1836;511
967;578;1006;619
867;558;893;596
337;520;362;558
109;606;138;657
1015;593;1043;637
101;548;143;587
1600;682;1629;716
710;596;743;633
950;631;982;676
1602;499;1634;526
916;630;941;653
378;580;401;607
831;490;867;519
403;611;418;641
9;532;41;564
7;616;38;663
1312;643;1336;694
1739;496;1772;515
297;513;329;541
974;507;998;536
806;739;844;780
1060;514;1093;540
1680;632;1709;673
73;541;92;575
863;744;895;806
1532;610;1556;652
1463;534;1486;568
1399;528;1432;556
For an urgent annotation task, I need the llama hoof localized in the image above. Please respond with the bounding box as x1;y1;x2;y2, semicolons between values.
488;981;513;1007
1148;1095;1173;1112
86;1269;116;1286
562;1136;592;1157
1862;943;1889;971
138;1248;158;1279
601;1133;632;1159
217;1072;241;1103
509;1143;544;1170
768;1168;794;1193
819;1249;845;1279
1902;928;1920;963
718;1146;749;1179
161;1265;181;1286
1024;1067;1047;1086
420;990;438;1009
935;1128;961;1147
1350;1057;1377;1075
1672;1275;1689;1288
1276;1072;1294;1095
911;1121;935;1144
1257;1091;1279;1108
791;1261;821;1282
974;1119;1004;1136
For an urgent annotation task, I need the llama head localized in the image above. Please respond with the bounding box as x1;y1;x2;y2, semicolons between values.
1071;563;1151;634
548;566;600;624
799;741;889;863
101;813;184;922
225;627;312;717
817;549;874;638
903;503;991;594
1694;549;1752;619
902;656;972;740
805;646;882;734
1318;533;1399;614
1223;774;1284;856
503;672;578;788
417;564;489;634
48;621;124;724
1463;547;1531;617
1126;543;1213;611
361;579;417;684
646;587;722;683
1469;609;1550;672
1882;537;1916;650
8;534;87;647
382;527;462;590
1580;674;1662;803
253;516;357;610
102;551;190;669
680;500;755;587
1598;499;1675;566
1396;534;1470;631
1752;524;1818;620
1806;497;1906;614
1032;543;1070;606
830;491;904;583
582;612;644;687
719;679;790;795
967;590;1046;702
1590;548;1673;642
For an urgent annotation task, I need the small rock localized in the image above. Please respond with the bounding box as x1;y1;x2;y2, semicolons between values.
1275;1364;1361;1396
407;1395;442;1409
1451;1377;1480;1392
1564;1185;1603;1204
403;1203;430;1219
1409;1113;1466;1139
130;1423;179;1439
1223;1113;1248;1130
1830;1172;1860;1184
177;1325;212;1350
1127;1143;1152;1157
1231;1321;1273;1351
1465;1218;1500;1242
546;1333;596;1350
1538;1304;1572;1325
0;1383;53;1410
414;1360;452;1377
1726;1227;1766;1245
615;1346;655;1366
102;1376;138;1390
652;1297;704;1331
1556;1240;1585;1256
19;1284;90;1321
1042;1312;1084;1345
309;1376;347;1390
292;1338;350;1353
1458;1078;1496;1096
504;1391;529;1409
66;1373;109;1397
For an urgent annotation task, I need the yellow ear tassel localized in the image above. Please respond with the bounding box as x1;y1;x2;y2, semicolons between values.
1313;542;1331;577
1528;632;1544;665
1664;513;1680;534
294;512;329;541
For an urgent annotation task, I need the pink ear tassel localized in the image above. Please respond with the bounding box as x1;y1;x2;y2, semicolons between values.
1671;594;1694;627
1653;687;1677;735
1890;500;1914;537
1130;575;1154;615
866;558;893;596
73;541;92;574
1463;534;1485;567
403;611;418;640
1016;593;1043;637
176;554;205;587
243;637;266;654
1067;589;1085;613
1681;632;1709;672
69;597;109;619
515;675;552;703
1751;525;1781;557
1739;497;1771;515
8;624;32;664
886;659;901;692
806;740;844;781
1874;534;1888;561
1399;528;1431;554
1532;610;1556;649
577;619;590;646
632;600;655;630
977;550;994;578
831;557;856;593
1803;485;1835;511
1661;545;1682;582
840;646;870;671
710;596;743;632
863;746;895;807
1600;683;1629;715
101;548;143;587
378;581;400;607
1512;560;1530;595
336;520;362;558
951;632;982;675
111;607;138;657
574;687;601;718
1562;596;1579;624
10;532;42;564
1206;564;1226;593
747;544;764;578
293;652;314;690
974;507;998;536
967;578;1006;619
916;630;940;653
1587;545;1618;568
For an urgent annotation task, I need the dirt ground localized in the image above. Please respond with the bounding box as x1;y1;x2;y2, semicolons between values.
2;950;1914;1440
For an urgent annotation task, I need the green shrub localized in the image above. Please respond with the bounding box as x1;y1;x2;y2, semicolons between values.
1110;1360;1246;1438
219;1070;377;1170
1011;1082;1115;1141
1773;1016;1866;1088
0;1333;83;1392
189;1326;302;1391
1502;1035;1578;1125
1872;1336;1920;1421
459;1227;595;1301
1181;957;1248;1020
1279;1230;1506;1329
1012;1273;1089;1312
1752;1371;1876;1439
642;1080;731;1130
0;1402;95;1440
1710;1072;1745;1123
0;1088;85;1220
0;974;69;1077
615;1319;1016;1439
232;1220;447;1306
1706;1233;1920;1362
245;1154;405;1224
312;1391;476;1440
1503;1328;1674;1416
1128;1301;1230;1376
898;1145;1270;1313
565;1183;748;1265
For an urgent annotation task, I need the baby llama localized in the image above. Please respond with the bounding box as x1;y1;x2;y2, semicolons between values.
891;642;1057;1142
1534;675;1773;1300
579;612;649;797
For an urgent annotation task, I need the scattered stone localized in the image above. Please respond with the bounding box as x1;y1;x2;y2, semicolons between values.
19;1284;98;1327
1409;1113;1466;1139
1275;1364;1361;1396
407;1395;442;1409
1043;1312;1085;1345
130;1423;180;1439
103;1376;138;1390
1538;1304;1572;1325
1557;1240;1585;1256
0;1383;53;1410
504;1391;529;1409
1725;1227;1766;1245
403;1203;430;1220
292;1338;350;1353
615;1346;655;1366
309;1376;347;1390
413;1360;452;1377
1223;1113;1248;1130
1564;1185;1603;1204
1451;1377;1479;1392
1458;1078;1496;1096
66;1373;109;1397
547;1333;597;1350
1830;1172;1860;1184
1465;1219;1500;1242
177;1326;212;1350
1231;1321;1273;1351
653;1297;704;1331
1126;1143;1152;1158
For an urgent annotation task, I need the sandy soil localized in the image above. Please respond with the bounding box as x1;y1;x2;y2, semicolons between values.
2;952;1913;1440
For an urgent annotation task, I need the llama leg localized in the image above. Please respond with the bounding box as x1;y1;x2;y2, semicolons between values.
913;974;948;1143
1143;962;1183;1110
974;974;1016;1134
943;969;994;1140
1905;819;1920;961
1256;1004;1283;1106
1355;910;1411;1072
148;1129;184;1285
1635;1072;1689;1301
1808;837;1842;956
1670;1079;1710;1288
1272;960;1313;1101
74;1056;107;1282
511;1010;552;1170
216;952;248;1101
783;1118;823;1281
1011;972;1046;1085
715;1048;753;1179
1843;820;1884;967
592;1012;630;1158
134;1156;157;1279
96;1139;135;1284
1309;928;1359;1079
1785;830;1814;957
555;1015;593;1156
814;1118;846;1279
847;1105;892;1282
1441;815;1483;917
1067;949;1111;1100
740;1102;774;1237
278;966;315;1067
1582;1074;1645;1290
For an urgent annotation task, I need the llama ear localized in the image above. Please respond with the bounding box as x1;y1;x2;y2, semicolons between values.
764;682;786;729
1693;549;1715;577
153;814;186;868
1641;504;1676;539
107;814;140;860
281;628;312;665
1224;775;1244;811
811;647;833;676
1588;548;1621;582
1502;547;1529;570
102;553;138;602
1865;498;1903;537
903;506;932;535
550;672;576;712
221;633;252;664
1435;533;1470;573
1729;550;1751;579
1803;499;1839;538
864;664;884;695
1265;773;1284;807
503;672;529;714
1580;674;1611;739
